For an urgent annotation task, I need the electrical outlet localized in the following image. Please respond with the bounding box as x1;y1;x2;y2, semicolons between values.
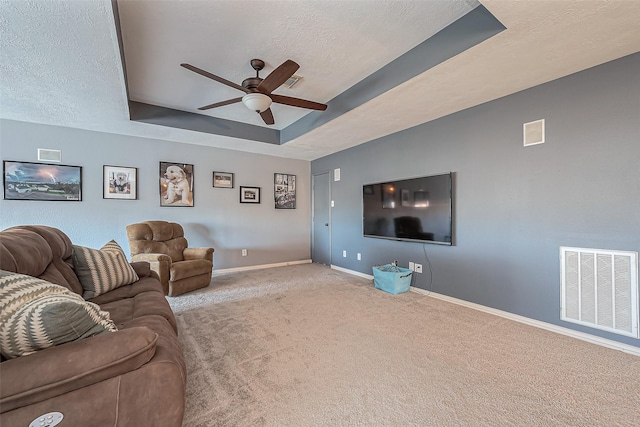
343;250;347;257
357;253;361;260
415;263;423;273
241;249;247;256
409;262;415;271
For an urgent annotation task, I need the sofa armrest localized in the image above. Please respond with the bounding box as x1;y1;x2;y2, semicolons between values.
0;327;157;412
183;247;214;262
130;261;151;277
131;253;171;293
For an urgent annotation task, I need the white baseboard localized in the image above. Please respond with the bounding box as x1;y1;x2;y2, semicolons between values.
331;264;374;280
328;265;640;357
410;287;640;357
215;259;311;274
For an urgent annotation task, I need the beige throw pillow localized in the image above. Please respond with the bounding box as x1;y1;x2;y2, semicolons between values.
73;240;139;299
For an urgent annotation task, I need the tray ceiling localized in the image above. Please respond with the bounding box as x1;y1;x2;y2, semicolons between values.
1;1;639;160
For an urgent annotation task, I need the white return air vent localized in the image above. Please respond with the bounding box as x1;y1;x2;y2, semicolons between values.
37;148;62;162
523;119;545;146
560;247;639;338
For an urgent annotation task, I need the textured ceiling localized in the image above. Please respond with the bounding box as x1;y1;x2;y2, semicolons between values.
119;0;476;130
1;1;640;161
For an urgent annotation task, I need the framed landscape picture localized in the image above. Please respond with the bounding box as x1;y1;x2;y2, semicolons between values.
240;186;260;204
160;162;194;207
213;171;234;188
103;165;137;200
3;160;82;201
274;173;296;209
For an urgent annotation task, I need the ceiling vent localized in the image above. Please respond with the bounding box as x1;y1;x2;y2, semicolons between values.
282;74;302;89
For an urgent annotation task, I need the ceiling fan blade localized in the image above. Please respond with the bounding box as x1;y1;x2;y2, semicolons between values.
181;63;250;93
259;108;275;125
198;97;243;111
270;94;327;111
257;59;299;94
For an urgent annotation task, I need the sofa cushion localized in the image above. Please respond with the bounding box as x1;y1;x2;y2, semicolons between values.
88;276;163;306
0;271;117;359
73;240;139;299
100;289;178;334
0;226;84;295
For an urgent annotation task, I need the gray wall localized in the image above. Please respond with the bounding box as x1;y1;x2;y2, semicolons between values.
0;121;311;269
311;53;640;347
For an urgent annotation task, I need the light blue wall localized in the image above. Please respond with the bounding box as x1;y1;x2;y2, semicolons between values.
311;53;640;347
0;121;311;269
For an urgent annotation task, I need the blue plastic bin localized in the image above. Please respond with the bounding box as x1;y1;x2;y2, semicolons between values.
373;264;413;294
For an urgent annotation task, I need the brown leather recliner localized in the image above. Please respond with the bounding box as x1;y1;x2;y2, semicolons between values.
126;221;214;297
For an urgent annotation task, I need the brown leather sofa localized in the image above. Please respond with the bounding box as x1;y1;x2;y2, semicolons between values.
0;225;185;427
126;221;214;297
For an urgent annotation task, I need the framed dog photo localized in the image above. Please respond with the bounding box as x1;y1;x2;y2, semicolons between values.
240;186;260;204
103;165;137;200
213;171;234;188
3;160;82;201
160;162;194;207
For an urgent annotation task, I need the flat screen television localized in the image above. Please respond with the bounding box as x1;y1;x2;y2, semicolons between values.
363;172;453;245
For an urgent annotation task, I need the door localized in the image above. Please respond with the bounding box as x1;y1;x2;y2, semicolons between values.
312;172;331;265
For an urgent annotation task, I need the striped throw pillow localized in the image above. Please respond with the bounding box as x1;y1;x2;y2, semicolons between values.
0;270;117;359
73;240;139;299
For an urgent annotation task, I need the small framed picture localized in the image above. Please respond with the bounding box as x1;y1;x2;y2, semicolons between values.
401;189;411;207
381;183;395;209
160;162;194;207
274;173;296;209
213;171;234;188
103;165;137;200
240;186;260;204
3;160;82;201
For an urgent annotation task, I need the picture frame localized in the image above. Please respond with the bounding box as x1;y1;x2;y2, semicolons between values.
160;162;194;207
414;191;430;208
381;183;395;209
3;160;82;201
240;186;260;204
274;173;296;209
213;171;234;188
401;189;411;207
103;165;137;200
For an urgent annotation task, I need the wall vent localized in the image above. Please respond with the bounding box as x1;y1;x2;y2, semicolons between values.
282;74;302;89
560;246;639;338
523;119;545;146
37;148;62;162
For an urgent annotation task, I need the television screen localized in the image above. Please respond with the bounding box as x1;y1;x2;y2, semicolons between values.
363;172;453;245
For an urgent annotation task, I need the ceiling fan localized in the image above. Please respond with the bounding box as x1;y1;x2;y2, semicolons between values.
180;59;327;125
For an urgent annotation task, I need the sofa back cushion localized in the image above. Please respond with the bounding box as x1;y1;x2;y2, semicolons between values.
0;226;83;295
126;221;188;262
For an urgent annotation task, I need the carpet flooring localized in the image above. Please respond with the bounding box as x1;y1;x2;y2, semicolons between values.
168;263;640;426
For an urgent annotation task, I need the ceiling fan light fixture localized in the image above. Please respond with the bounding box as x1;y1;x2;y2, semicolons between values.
242;93;272;112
